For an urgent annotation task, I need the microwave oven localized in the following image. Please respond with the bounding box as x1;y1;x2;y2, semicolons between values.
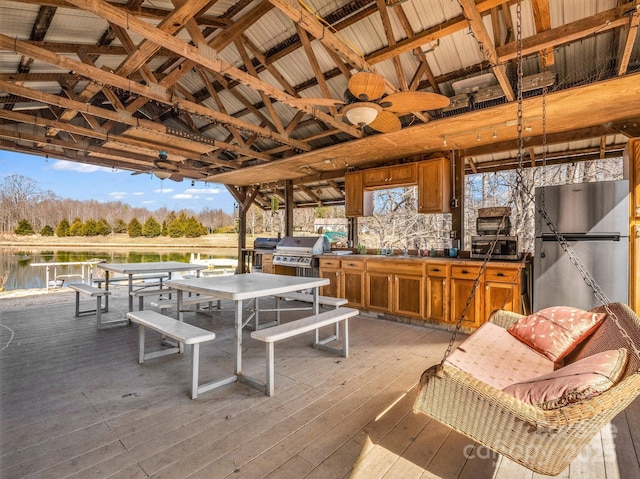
470;236;519;260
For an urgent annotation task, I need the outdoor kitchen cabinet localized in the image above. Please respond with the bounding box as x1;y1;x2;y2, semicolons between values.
363;163;417;188
449;265;483;328
418;158;451;214
425;262;448;322
345;171;373;217
342;257;366;308
484;265;522;318
319;257;366;308
365;259;424;318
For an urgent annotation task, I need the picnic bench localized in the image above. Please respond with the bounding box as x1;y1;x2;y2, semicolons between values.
272;292;347;339
130;287;177;311
150;295;220;314
93;273;169;289
250;307;358;396
68;284;123;329
126;310;217;399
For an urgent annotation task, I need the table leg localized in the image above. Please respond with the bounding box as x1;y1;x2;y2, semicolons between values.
177;290;184;322
104;271;110;311
235;299;243;375
128;275;134;312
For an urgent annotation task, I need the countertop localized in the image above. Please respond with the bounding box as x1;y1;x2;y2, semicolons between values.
321;252;528;264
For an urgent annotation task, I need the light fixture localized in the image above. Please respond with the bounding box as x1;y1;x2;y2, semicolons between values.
443;136;447;147
492;130;498;139
153;170;172;180
342;102;382;128
476;132;481;142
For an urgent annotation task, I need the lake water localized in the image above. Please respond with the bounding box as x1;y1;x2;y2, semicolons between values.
0;247;236;291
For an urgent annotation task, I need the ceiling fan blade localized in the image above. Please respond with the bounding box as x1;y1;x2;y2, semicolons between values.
154;159;179;171
348;71;386;101
169;173;184;182
368;110;402;133
286;97;345;107
380;91;451;114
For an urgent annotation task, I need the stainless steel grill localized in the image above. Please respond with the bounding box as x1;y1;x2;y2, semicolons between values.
273;236;330;269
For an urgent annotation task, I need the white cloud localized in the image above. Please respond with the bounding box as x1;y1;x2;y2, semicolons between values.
185;187;220;195
51;160;113;173
154;188;173;194
132;192;144;196
142;200;155;205
108;191;127;199
173;193;193;199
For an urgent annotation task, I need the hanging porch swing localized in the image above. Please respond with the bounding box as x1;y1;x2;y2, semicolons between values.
413;1;640;475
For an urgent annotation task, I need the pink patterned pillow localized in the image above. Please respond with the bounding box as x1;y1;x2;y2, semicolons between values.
503;348;628;410
507;306;606;362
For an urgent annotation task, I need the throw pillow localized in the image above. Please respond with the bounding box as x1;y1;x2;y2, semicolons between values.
507;306;606;362
502;348;628;410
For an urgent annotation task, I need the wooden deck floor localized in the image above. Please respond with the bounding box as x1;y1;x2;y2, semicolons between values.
1;294;639;479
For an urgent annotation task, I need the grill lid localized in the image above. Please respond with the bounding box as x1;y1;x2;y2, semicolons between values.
275;236;330;255
253;237;279;251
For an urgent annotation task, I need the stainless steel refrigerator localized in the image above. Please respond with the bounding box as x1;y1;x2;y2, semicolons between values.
533;180;629;311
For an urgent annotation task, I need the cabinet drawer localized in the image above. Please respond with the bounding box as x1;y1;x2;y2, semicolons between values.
450;265;481;279
485;266;519;282
342;259;365;270
426;263;447;277
319;258;341;268
393;261;424;276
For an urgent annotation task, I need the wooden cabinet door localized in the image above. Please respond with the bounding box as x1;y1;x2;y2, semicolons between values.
484;265;521;320
425;263;448;322
418;158;451;214
450;277;482;328
345;171;373;217
365;271;392;312
450;265;483;328
342;258;365;308
320;268;341;298
485;281;520;320
388;163;417;185
394;274;423;317
363;167;390;187
343;270;364;308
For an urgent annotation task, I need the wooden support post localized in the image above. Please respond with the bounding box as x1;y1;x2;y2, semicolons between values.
285;180;294;237
450;150;465;249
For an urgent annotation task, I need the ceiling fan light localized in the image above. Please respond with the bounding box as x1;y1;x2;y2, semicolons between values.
153;170;172;180
343;102;382;127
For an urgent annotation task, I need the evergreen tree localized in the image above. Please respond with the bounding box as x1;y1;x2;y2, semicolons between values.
113;219;128;233
69;217;83;236
128;218;142;237
96;218;111;236
161;219;168;236
82;219;98;236
167;212;186;237
55;218;70;237
40;225;54;236
184;216;204;238
14;219;35;235
142;217;161;237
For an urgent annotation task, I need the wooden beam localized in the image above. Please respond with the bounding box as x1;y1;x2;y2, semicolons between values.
64;0;361;139
0;34;309;151
531;0;554;66
457;0;515;101
617;2;640;75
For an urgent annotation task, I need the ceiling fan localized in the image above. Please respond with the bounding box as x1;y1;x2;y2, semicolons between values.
289;71;451;133
131;150;184;182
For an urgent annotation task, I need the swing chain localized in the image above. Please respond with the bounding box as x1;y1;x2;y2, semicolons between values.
440;0;526;368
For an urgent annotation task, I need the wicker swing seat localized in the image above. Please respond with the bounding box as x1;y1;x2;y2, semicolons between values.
413;302;640;476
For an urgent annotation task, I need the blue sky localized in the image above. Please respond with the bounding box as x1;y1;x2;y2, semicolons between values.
0;151;236;214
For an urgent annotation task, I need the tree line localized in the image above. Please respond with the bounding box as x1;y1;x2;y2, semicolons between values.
14;211;209;238
0;174;235;236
